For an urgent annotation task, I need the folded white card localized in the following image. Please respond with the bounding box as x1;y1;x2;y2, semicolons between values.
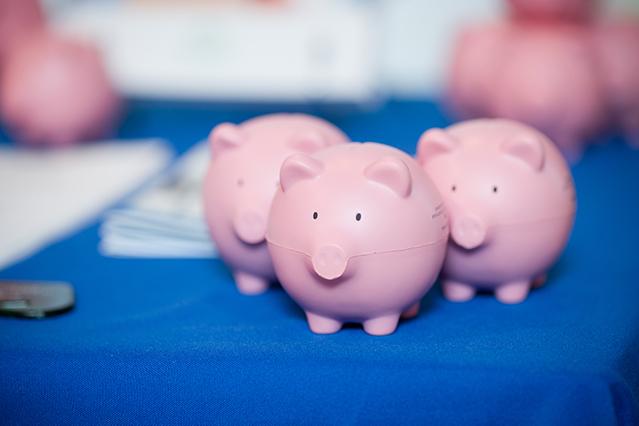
0;140;173;270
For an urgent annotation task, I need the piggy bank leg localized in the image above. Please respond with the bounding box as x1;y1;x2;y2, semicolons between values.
442;280;476;302
532;273;547;289
363;314;400;336
495;280;531;304
233;271;269;295
305;312;342;334
401;303;420;319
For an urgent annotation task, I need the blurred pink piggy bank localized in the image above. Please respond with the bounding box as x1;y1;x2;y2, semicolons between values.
0;33;120;146
266;143;449;335
449;24;606;161
448;23;510;120
418;119;576;304
0;0;44;66
507;0;597;22
594;20;639;147
203;114;349;295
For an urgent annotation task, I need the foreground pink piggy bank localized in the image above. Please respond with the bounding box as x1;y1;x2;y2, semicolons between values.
594;20;639;147
418;119;576;304
449;24;606;162
0;33;120;146
266;143;449;335
203;114;349;295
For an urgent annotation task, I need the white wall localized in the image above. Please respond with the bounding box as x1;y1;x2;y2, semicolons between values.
381;0;639;96
45;0;639;99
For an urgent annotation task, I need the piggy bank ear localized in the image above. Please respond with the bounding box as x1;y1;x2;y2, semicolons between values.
209;123;244;157
501;134;545;171
289;131;328;153
365;157;412;198
280;154;323;192
417;128;458;164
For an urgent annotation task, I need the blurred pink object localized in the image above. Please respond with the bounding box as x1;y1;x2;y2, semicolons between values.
448;23;510;120
0;0;44;66
418;119;576;304
594;20;639;147
507;0;598;22
0;33;120;146
266;143;449;335
203;114;349;295
449;23;606;161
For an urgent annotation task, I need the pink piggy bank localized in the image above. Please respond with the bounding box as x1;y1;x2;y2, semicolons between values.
0;0;44;66
594;20;639;147
507;0;597;22
448;23;510;120
489;25;606;161
0;33;120;146
266;143;449;335
449;24;606;162
203;114;349;295
418;119;576;304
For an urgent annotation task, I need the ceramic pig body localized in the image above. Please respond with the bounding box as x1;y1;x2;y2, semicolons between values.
490;26;605;161
266;143;449;335
449;23;511;120
594;20;639;147
449;24;606;161
0;33;120;146
507;0;597;23
203;114;349;295
418;119;576;304
0;0;44;67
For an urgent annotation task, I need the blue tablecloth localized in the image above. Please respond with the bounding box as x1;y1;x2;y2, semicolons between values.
1;100;638;425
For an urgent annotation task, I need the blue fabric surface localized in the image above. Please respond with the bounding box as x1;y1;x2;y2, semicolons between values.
1;100;638;425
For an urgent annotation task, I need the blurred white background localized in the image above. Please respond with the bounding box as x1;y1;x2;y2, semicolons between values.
40;0;639;102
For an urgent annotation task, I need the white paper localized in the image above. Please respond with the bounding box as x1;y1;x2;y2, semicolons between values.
98;141;217;259
0;140;173;270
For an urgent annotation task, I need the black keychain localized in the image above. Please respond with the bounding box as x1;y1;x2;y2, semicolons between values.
0;280;75;318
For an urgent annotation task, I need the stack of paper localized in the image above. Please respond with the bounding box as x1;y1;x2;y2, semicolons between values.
99;142;217;259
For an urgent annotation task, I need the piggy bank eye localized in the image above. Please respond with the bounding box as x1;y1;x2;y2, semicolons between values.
355;213;362;222
492;185;498;194
237;178;245;187
451;185;457;192
312;211;319;220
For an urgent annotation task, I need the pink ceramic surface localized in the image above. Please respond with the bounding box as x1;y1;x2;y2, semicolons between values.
448;23;606;162
448;23;510;120
0;0;44;66
594;20;639;147
0;33;120;146
418;119;576;304
266;143;449;335
507;0;597;22
203;114;349;295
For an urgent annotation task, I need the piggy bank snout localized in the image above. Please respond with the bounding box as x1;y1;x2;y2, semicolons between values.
451;214;487;250
233;210;267;244
312;244;348;281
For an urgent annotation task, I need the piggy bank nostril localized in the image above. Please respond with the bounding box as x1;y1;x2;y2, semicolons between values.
312;245;348;281
233;211;266;244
